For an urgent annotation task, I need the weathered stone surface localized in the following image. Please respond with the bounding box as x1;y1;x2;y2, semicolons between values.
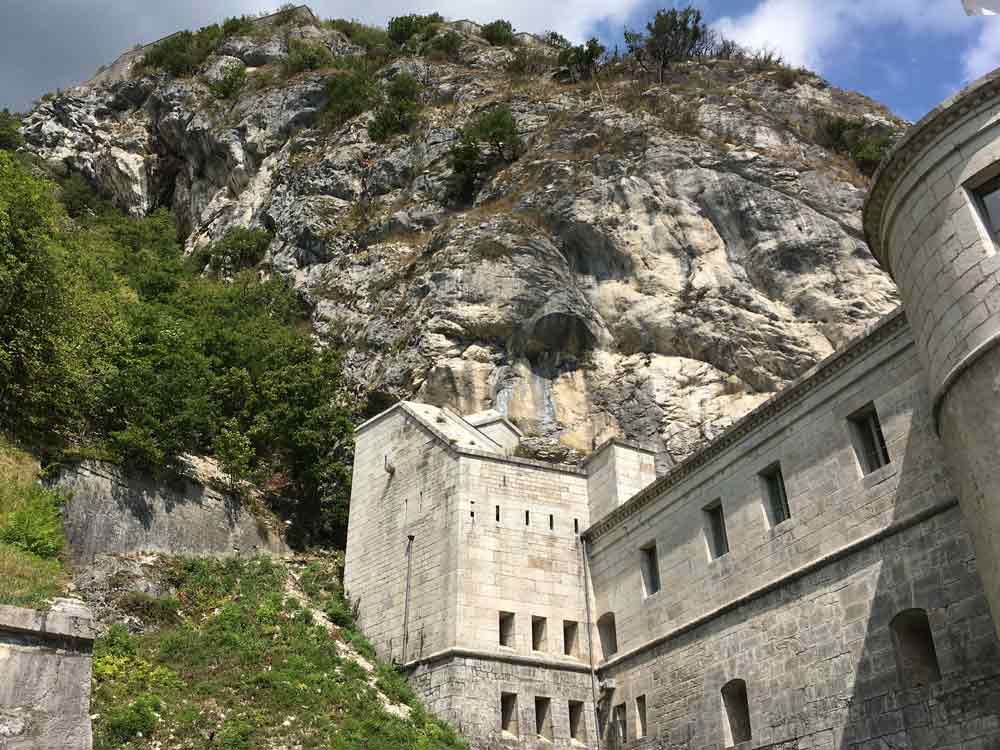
0;599;95;750
54;459;287;564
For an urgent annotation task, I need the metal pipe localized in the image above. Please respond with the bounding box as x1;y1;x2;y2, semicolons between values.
581;536;603;749
402;534;415;663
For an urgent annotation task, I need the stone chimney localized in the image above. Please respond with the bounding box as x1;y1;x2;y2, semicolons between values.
584;438;657;525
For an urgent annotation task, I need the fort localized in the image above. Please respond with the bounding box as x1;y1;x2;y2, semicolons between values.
343;69;1000;748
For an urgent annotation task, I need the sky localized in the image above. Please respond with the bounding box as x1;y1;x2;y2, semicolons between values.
0;0;997;121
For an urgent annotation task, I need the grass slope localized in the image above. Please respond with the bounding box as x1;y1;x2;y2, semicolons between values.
91;556;466;750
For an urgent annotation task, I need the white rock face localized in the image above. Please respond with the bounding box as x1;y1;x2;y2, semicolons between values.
21;19;904;465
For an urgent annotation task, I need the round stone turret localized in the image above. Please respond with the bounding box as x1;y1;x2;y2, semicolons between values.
865;67;1000;635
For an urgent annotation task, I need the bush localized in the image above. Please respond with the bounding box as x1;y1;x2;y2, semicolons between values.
141;25;224;77
274;3;300;26
194;227;272;273
387;13;443;46
104;694;162;743
322;69;378;130
0;109;22;151
814;115;893;177
481;19;515;47
325;19;393;52
209;64;246;99
542;30;571;49
507;49;550;78
283;39;334;75
0;482;64;558
369;73;422;142
558;38;605;81
447;105;524;204
221;15;254;37
424;31;464;62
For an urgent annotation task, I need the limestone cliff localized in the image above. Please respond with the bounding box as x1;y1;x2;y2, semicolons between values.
20;9;903;465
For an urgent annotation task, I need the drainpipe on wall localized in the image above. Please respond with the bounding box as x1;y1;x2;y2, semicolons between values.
580;537;603;749
402;534;415;663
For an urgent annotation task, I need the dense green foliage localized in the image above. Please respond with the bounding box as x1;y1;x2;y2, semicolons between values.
91;556;466;750
815;115;893;177
386;13;443;46
0;152;357;545
208;64;246;99
424;30;464;62
369;73;422;142
191;227;271;274
0;110;22;151
283;39;335;75
448;106;524;204
322;68;379;130
481;19;515;47
0;440;66;607
324;18;393;52
141;27;226;77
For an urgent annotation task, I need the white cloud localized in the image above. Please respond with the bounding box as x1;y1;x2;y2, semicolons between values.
714;0;972;72
963;22;1000;80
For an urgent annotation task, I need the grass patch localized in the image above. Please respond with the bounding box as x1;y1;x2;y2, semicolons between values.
91;556;466;750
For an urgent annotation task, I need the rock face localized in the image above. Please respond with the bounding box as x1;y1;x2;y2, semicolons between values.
0;599;96;750
54;460;287;564
21;13;903;465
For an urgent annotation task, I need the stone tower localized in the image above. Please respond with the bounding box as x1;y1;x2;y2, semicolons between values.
865;68;1000;636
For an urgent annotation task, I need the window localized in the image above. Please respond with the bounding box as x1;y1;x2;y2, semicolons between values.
597;612;618;659
563;620;580;657
535;697;553;741
574;518;579;534
499;612;515;647
549;513;554;531
974;174;1000;245
496;505;500;522
526;510;530;526
890;609;941;687
568;700;585;741
532;616;547;652
612;703;627;747
760;463;791;527
636;695;648;739
705;500;730;559
640;542;661;596
848;403;890;475
501;692;519;736
721;679;751;746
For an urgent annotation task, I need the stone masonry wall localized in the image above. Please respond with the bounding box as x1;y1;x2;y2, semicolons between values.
0;600;96;750
344;408;462;663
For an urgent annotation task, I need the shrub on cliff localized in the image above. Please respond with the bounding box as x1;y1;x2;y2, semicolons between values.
0;109;22;151
448;105;524;204
558;38;606;81
481;19;515;47
625;6;715;81
386;13;443;46
369;73;422;142
283;39;334;75
322;68;378;130
815;115;893;177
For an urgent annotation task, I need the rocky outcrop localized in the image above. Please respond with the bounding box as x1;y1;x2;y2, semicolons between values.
21;13;904;465
54;460;287;564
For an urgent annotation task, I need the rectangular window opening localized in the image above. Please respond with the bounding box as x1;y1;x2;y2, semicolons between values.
525;510;530;526
974;174;1000;246
636;694;648;739
499;612;515;647
532;616;547;652
535;696;553;741
496;505;500;523
612;703;627;746
568;700;585;741
760;463;791;527
849;403;890;475
640;542;662;596
549;513;554;531
704;500;730;559
563;620;580;657
574;518;579;534
501;692;519;736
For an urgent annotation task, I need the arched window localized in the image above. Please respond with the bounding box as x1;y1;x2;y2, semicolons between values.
597;612;618;659
890;609;941;687
721;678;751;746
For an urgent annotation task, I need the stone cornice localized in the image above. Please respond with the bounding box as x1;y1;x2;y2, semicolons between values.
864;67;1000;273
401;646;593;674
582;307;909;542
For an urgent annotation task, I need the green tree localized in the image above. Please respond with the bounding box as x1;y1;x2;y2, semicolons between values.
369;73;422;142
447;106;524;204
322;69;378;130
386;13;443;46
481;19;515;47
0;110;22;151
558;38;606;81
625;6;714;82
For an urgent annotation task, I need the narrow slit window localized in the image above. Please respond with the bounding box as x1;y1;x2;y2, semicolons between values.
848;403;891;475
499;612;515;647
563;620;579;657
705;500;730;559
501;692;519;736
597;612;618;659
636;694;648;739
760;463;791;527
525;510;530;526
549;513;554;531
568;700;585;741
535;696;553;741
574;518;579;534
640;542;661;596
721;678;751;746
496;505;501;523
531;616;547;652
974;174;1000;246
890;609;942;687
